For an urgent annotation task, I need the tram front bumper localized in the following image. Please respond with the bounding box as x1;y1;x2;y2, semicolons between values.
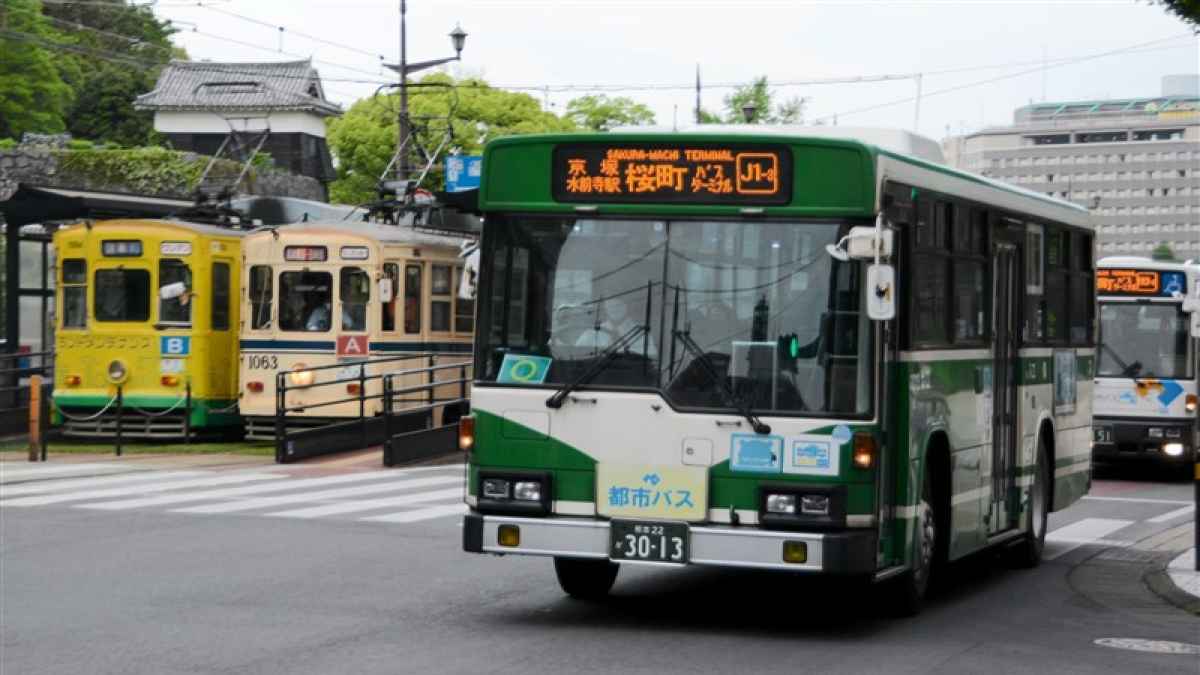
462;513;876;574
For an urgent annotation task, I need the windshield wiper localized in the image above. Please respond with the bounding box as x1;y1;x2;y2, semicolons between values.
672;329;771;435
1100;341;1142;379
545;324;648;409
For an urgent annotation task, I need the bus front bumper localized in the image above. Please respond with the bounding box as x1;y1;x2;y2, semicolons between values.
462;513;876;574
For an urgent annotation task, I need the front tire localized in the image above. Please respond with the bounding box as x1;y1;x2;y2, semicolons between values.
887;466;938;616
554;557;618;600
1010;436;1049;568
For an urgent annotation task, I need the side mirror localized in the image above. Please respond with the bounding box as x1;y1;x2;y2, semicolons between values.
866;264;896;321
846;226;893;259
379;278;394;303
160;281;187;300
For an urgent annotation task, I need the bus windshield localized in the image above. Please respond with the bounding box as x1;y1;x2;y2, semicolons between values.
1098;302;1194;380
476;216;872;417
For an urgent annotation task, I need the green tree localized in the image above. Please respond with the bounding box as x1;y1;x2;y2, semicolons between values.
565;94;655;131
715;76;806;124
1151;1;1200;29
327;72;577;204
0;0;73;138
1152;242;1177;261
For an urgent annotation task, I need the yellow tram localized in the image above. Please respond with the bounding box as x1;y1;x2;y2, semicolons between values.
52;219;245;437
238;221;474;437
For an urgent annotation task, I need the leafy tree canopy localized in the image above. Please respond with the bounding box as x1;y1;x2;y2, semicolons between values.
565;94;655;131
0;0;73;139
1151;1;1200;29
717;76;806;124
1151;242;1177;261
327;72;577;204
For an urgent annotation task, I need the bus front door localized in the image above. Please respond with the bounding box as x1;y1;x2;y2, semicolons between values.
989;243;1019;534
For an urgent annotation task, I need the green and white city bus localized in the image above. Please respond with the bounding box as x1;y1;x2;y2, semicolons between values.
1092;257;1200;465
459;127;1096;613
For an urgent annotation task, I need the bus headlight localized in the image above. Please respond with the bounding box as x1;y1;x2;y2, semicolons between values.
107;360;128;384
1162;442;1185;457
287;364;315;387
513;481;542;502
481;478;510;500
765;494;796;514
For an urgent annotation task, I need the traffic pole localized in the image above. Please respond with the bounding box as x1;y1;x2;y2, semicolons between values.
1194;457;1198;572
27;375;41;462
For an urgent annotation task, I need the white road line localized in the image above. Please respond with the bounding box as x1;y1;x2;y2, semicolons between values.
1044;518;1134;560
1082;496;1192;505
0;471;209;498
170;476;464;515
0;473;285;507
0;463;127;482
1148;504;1195;524
264;486;464;519
78;471;427;511
361;503;466;524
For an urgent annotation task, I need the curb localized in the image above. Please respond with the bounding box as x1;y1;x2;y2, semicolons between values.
1144;565;1200;617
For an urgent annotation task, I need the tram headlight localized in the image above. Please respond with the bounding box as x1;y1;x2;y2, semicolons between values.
1162;442;1185;457
106;360;128;384
287;364;315;387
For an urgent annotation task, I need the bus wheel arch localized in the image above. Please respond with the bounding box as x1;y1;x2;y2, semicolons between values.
1039;419;1056;512
923;431;951;570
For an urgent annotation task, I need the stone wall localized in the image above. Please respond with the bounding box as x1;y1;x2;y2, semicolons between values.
0;136;326;202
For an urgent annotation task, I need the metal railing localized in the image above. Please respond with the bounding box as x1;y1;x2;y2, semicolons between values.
273;352;472;463
0;350;53;460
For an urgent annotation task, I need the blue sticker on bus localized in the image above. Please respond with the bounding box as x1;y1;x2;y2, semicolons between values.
831;425;852;444
730;434;783;473
497;354;552;384
160;336;190;356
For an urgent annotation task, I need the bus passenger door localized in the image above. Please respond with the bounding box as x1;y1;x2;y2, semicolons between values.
989;243;1019;533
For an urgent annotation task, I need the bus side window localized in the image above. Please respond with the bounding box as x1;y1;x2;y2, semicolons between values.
62;259;87;329
404;263;422;334
212;262;230;330
249;265;273;330
382;263;399;332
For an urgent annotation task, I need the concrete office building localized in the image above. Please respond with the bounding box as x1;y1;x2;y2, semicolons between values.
944;75;1200;260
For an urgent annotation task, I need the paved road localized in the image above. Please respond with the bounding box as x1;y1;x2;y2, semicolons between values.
1;458;1196;675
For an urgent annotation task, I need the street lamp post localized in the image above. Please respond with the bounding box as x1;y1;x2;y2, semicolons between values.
384;0;467;183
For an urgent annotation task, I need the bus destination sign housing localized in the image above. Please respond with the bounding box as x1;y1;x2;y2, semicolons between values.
552;144;792;205
1096;268;1187;297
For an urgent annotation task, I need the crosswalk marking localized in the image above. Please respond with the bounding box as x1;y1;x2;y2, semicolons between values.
0;472;286;507
264;486;464;519
362;503;466;524
79;470;417;511
1044;518;1134;560
169;475;463;515
0;463;127;483
0;471;208;498
1147;504;1195;524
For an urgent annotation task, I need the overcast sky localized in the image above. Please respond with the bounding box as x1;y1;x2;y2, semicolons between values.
156;0;1199;140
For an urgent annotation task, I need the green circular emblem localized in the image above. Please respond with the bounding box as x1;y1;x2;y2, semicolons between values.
510;359;539;382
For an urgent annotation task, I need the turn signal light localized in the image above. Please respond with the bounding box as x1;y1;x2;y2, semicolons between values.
246;381;264;393
782;541;808;564
852;432;877;469
160;375;180;387
497;524;520;547
1186;394;1197;413
459;415;475;452
65;375;81;386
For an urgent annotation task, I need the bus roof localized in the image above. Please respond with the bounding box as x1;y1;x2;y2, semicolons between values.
483;128;1092;229
1098;256;1200;272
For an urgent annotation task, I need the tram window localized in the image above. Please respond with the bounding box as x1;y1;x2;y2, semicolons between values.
61;259;87;328
211;262;230;330
95;269;150;322
158;259;192;325
404;264;421;334
454;265;474;334
279;271;333;332
382;263;399;332
431;264;452;332
340;267;369;332
249;265;273;330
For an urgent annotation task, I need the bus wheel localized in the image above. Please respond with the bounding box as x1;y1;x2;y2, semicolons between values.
554;557;618;600
888;468;937;616
1010;436;1049;568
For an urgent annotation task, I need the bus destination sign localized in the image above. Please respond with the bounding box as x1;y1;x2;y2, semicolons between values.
552;144;792;205
1096;268;1187;296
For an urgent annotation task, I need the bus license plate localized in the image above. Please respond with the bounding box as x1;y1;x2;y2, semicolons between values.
610;520;688;564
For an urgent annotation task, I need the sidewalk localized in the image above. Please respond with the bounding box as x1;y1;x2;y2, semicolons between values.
1166;549;1199;599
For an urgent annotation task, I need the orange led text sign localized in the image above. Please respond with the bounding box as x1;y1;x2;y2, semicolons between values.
1096;268;1160;295
552;144;792;205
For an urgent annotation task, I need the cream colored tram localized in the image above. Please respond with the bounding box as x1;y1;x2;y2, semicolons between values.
238;222;473;437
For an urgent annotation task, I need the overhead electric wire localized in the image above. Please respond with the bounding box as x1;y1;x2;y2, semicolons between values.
189;1;387;61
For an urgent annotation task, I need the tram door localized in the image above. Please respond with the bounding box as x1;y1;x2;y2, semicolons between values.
989;241;1020;534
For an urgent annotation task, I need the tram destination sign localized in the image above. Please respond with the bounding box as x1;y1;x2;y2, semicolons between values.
1096;268;1188;296
552;144;792;205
